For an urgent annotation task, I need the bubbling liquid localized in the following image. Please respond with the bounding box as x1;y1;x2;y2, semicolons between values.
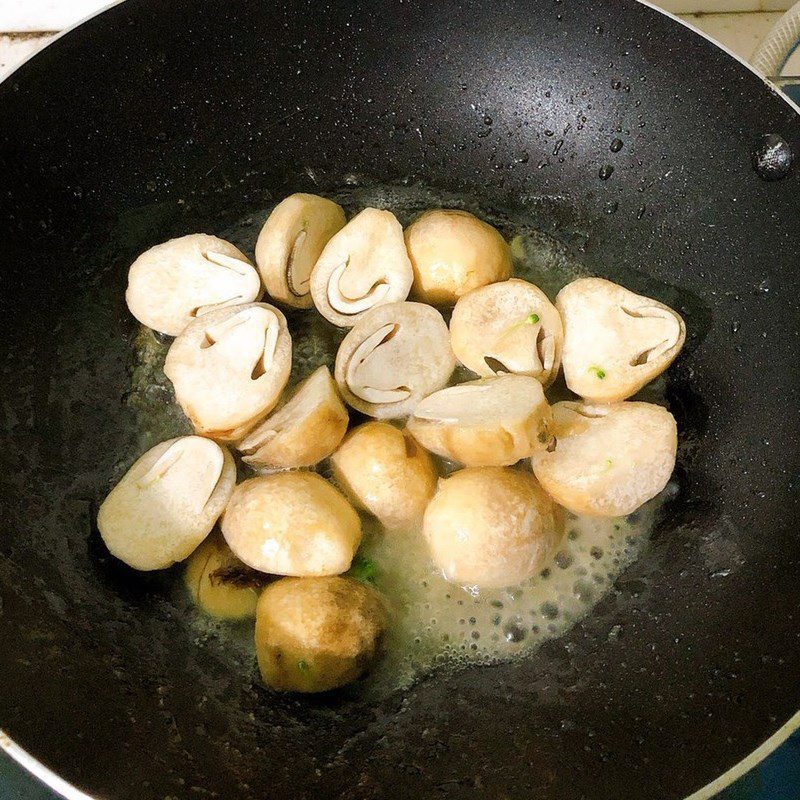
125;188;671;697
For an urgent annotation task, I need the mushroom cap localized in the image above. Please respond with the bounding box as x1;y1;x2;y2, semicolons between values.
408;374;552;467
125;234;262;337
531;400;678;517
556;277;686;403
255;576;387;692
184;532;260;619
449;278;563;385
423;467;561;588
97;436;236;571
164;302;292;440
238;366;349;470
405;209;512;306
334;301;455;419
221;472;362;576
255;193;346;309
310;207;413;327
330;421;438;530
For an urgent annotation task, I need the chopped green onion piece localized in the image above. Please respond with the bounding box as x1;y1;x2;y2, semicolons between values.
526;313;540;325
297;660;310;673
348;554;378;584
588;366;606;379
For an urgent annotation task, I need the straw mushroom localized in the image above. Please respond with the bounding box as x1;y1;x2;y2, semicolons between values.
408;375;552;467
125;234;262;337
330;422;438;530
405;209;512;305
221;473;361;576
531;400;678;517
164;302;292;441
334;301;455;419
557;277;686;403
310;208;413;327
255;193;346;309
238;366;349;470
449;278;563;386
184;532;262;619
97;436;236;571
255;576;387;693
423;467;561;588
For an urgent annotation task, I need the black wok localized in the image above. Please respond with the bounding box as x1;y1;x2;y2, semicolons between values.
1;1;799;798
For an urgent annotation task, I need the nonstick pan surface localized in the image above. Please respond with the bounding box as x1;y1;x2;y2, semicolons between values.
1;1;799;798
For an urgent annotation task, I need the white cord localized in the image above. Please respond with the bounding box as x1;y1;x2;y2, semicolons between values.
752;1;800;77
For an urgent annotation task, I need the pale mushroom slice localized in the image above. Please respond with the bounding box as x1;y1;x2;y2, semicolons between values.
238;366;349;470
531;400;678;517
125;234;262;336
408;375;552;467
449;278;563;385
255;193;346;309
97;436;236;571
334;301;456;419
164;302;292;440
557;277;686;403
310;207;413;327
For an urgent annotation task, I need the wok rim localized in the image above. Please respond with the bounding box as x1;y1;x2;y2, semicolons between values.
1;1;799;799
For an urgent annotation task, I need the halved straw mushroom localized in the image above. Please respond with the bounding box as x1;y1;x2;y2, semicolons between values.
408;375;552;467
557;277;686;403
310;207;413;327
184;532;262;619
164;302;292;440
449;278;563;386
97;436;236;571
334;301;455;419
238;366;349;470
330;421;438;530
126;234;262;337
255;193;346;309
255;576;387;693
405;209;512;306
423;467;561;588
221;473;361;576
531;400;678;517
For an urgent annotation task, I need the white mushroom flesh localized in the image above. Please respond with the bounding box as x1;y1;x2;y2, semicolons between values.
423;467;562;588
408;374;552;466
238;366;349;470
221;472;362;576
255;193;346;309
97;436;236;571
310;207;413;327
164;302;291;440
334;301;455;418
125;234;262;336
449;278;563;385
556;277;686;402
531;400;678;517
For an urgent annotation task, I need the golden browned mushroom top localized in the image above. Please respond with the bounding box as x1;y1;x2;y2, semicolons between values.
255;193;346;309
310;207;413;327
126;234;262;336
449;278;563;386
334;301;455;419
557;277;685;403
164;302;292;440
